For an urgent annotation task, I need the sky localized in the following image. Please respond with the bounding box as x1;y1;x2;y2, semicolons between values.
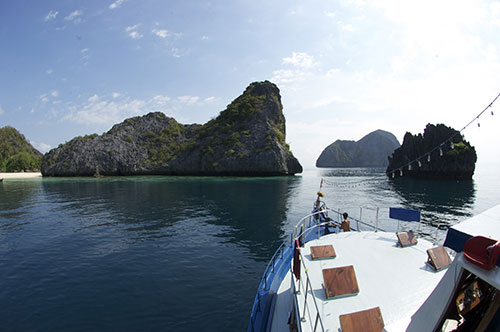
1;0;500;169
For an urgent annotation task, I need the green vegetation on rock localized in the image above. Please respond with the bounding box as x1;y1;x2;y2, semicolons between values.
0;126;42;172
41;81;303;176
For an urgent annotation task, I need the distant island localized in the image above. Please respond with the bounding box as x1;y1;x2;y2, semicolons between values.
0;126;42;172
42;81;303;177
386;123;477;179
316;130;400;168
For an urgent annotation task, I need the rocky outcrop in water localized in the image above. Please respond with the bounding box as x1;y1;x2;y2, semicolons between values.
42;81;302;176
386;124;477;179
316;130;400;167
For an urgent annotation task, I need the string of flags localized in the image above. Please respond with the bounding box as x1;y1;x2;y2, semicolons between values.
387;91;500;178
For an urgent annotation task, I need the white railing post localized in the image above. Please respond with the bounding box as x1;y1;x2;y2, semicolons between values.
375;207;379;232
358;207;362;231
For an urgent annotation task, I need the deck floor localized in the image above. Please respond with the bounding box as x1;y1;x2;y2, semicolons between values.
287;231;448;332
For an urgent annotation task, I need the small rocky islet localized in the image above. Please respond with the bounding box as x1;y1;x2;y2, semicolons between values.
41;81;303;176
386;124;477;180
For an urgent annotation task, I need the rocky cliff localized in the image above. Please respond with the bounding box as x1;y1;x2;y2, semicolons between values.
0;126;42;171
386;124;477;179
316;130;400;167
42;81;302;176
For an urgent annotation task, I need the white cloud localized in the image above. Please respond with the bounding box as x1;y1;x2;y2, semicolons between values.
126;25;143;39
88;94;99;103
60;92;214;128
64;99;147;126
150;95;171;106
201;35;209;40
324;11;336;18
81;48;89;53
65;10;84;23
109;0;126;9
51;90;59;97
326;68;340;77
282;52;317;68
271;69;304;84
0;105;4;115
46;69;53;75
152;29;169;38
40;94;49;103
178;96;199;105
340;23;353;31
32;142;52;153
44;10;58;22
171;48;180;58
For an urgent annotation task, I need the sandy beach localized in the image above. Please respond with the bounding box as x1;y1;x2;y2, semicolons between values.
0;172;42;180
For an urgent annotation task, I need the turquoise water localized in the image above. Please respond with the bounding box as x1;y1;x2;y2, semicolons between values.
0;168;498;331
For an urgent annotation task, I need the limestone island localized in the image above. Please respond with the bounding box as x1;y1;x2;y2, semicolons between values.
386;124;477;180
42;81;303;177
316;130;400;168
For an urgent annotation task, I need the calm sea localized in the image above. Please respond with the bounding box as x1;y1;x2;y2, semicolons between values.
1;167;499;332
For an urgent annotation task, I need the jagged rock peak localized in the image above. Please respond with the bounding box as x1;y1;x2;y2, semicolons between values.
386;123;477;179
42;81;302;177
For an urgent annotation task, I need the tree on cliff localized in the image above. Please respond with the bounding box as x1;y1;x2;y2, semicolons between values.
386;124;477;180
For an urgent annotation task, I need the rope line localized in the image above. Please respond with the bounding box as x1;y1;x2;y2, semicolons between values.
321;178;379;188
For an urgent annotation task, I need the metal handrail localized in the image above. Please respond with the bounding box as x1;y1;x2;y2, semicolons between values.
293;205;386;234
294;250;325;332
249;203;395;331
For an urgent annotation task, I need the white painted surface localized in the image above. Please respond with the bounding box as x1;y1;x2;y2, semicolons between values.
285;231;447;332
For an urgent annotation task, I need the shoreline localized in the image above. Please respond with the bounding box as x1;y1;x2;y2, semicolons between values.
0;172;42;180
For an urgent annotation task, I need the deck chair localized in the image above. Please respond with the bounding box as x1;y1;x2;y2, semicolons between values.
463;236;500;270
390;208;421;247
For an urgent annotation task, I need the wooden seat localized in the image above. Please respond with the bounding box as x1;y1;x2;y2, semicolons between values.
427;246;452;271
396;230;417;247
310;245;336;260
323;265;359;299
339;306;384;332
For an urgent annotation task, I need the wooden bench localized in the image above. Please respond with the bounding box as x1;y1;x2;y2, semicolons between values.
427;246;452;271
397;230;418;247
340;306;384;332
323;265;359;299
310;245;336;260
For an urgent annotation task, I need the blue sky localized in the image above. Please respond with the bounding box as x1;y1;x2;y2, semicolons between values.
1;0;500;169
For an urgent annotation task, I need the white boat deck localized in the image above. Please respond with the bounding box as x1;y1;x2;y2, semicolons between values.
289;231;448;332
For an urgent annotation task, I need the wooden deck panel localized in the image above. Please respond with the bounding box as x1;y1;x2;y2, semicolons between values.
339;306;384;332
310;245;336;260
322;265;359;299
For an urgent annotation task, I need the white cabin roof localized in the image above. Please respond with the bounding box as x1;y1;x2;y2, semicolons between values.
444;204;500;255
293;231;447;332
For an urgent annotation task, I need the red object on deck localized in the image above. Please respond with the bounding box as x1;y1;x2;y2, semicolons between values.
293;239;301;280
463;236;500;271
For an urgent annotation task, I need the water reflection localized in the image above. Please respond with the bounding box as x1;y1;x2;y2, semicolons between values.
389;177;476;227
39;176;298;258
0;180;42;234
